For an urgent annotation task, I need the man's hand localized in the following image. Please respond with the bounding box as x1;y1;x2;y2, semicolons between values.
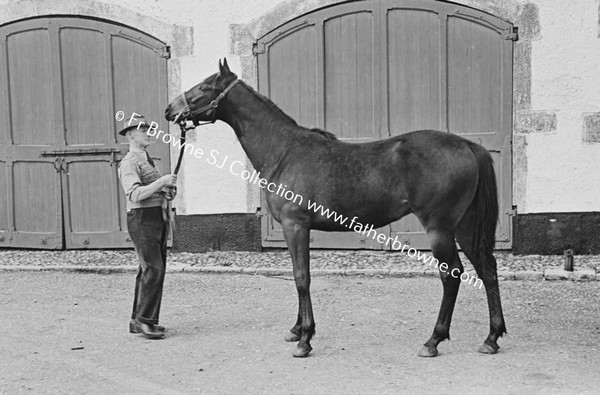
164;186;177;201
159;174;178;188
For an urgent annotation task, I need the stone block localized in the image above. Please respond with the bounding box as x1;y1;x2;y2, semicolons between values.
514;270;543;281
497;271;515;281
572;268;597;281
345;269;389;277
583;113;600;143
516;110;557;134
544;268;572;280
255;268;293;277
241;267;257;275
389;269;422;278
344;269;361;276
423;269;439;277
311;269;344;277
544;267;597;281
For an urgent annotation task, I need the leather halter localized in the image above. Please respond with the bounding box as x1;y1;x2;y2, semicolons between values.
177;78;239;125
171;79;239;175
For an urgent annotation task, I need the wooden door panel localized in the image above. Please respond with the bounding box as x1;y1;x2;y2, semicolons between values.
447;16;505;139
7;28;56;146
112;34;170;168
455;134;512;245
60;26;110;146
11;161;62;248
386;8;442;133
110;32;170;247
324;11;377;140
57;19;121;249
446;13;513;247
63;159;116;248
258;2;383;249
261;25;318;245
385;6;444;249
267;25;319;128
0;161;9;247
1;21;63;249
256;0;514;250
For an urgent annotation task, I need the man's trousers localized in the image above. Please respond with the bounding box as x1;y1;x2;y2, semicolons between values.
127;206;167;325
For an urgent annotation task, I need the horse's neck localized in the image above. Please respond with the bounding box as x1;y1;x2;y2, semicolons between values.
220;82;296;176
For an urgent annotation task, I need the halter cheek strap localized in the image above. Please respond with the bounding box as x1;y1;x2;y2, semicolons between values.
171;79;240;175
189;79;240;124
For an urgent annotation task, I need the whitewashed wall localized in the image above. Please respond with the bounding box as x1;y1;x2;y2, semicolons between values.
524;0;600;213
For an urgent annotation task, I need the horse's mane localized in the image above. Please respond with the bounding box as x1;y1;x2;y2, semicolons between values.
242;80;338;141
306;128;338;140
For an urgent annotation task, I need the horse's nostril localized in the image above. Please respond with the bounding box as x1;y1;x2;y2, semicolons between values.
165;106;173;119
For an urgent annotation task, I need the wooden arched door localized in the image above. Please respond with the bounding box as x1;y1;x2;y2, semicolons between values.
0;16;170;249
256;0;516;249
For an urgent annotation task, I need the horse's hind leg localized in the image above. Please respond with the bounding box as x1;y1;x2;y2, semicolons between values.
456;205;507;354
280;213;315;358
418;228;463;357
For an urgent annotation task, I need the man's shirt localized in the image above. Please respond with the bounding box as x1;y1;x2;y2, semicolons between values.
118;149;164;211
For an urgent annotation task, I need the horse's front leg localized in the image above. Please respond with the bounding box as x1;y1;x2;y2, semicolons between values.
281;211;314;358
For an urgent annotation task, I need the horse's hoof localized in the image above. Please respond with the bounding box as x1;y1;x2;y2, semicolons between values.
417;346;438;358
292;345;312;358
478;343;499;354
285;332;300;342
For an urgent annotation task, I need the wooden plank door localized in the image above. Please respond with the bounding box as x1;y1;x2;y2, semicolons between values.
383;1;514;249
382;2;445;250
257;1;387;249
59;18;170;248
0;16;170;249
255;0;515;250
0;19;64;248
445;10;513;248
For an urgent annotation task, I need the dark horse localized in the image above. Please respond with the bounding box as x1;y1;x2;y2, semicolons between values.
165;59;506;358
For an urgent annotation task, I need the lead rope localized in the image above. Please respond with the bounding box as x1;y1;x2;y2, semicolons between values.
166;114;208;236
172;113;211;175
167;80;238;236
174;121;187;175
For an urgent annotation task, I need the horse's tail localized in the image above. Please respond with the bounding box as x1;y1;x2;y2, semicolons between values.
467;142;498;267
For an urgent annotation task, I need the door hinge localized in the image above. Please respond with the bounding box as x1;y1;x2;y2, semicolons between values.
253;43;265;55
504;26;518;41
255;208;267;217
507;207;518;216
161;45;171;59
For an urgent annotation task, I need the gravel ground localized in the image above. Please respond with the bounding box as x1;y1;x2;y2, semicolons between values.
0;249;599;276
2;272;600;394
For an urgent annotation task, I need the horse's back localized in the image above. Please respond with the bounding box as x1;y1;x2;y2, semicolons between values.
274;129;478;220
280;129;479;191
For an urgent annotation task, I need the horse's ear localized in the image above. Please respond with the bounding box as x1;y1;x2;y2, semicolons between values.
222;58;231;74
219;58;231;74
218;58;232;79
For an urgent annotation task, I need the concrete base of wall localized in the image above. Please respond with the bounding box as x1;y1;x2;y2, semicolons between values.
173;214;261;252
173;212;600;255
513;212;600;255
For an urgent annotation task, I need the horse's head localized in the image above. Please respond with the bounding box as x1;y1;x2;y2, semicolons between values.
165;58;238;125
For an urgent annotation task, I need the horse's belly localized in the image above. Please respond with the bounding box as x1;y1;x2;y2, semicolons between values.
310;200;412;232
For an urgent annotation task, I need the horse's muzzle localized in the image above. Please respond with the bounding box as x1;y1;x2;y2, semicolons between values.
164;93;190;123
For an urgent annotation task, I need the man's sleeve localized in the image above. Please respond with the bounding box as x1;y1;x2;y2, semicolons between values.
118;160;143;203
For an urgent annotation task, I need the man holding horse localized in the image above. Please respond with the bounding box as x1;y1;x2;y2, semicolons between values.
117;114;177;340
